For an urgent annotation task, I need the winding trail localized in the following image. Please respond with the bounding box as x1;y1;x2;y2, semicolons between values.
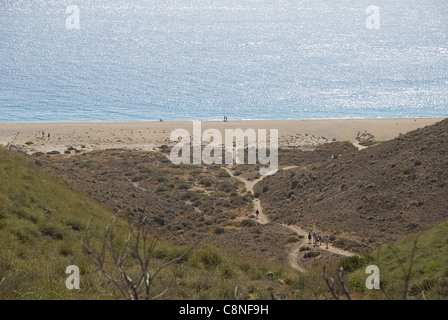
222;165;355;272
153;149;355;272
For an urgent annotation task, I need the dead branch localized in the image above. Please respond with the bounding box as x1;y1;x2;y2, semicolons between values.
323;265;339;300
83;215;194;300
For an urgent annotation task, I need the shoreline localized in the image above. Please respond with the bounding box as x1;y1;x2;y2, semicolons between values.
1;115;446;125
1;117;445;155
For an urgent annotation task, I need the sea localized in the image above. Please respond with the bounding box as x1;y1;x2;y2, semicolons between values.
0;0;447;123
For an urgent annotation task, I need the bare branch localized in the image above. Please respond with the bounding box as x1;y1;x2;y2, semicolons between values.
323;265;339;300
83;216;130;299
403;234;420;300
83;215;194;300
338;267;352;300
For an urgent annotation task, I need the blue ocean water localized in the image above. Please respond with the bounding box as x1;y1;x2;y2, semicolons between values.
0;0;447;122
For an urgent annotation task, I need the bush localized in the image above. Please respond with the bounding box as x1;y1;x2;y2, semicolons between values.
339;256;369;272
64;219;83;231
153;216;165;226
218;170;230;178
286;235;301;243
241;219;256;228
304;251;320;259
39;224;64;240
131;175;146;182
199;178;213;187
59;244;74;257
156;186;167;193
197;249;222;269
214;227;225;234
178;183;190;190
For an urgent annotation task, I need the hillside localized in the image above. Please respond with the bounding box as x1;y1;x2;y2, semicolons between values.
0;146;302;300
35;141;357;266
256;119;448;253
1;128;447;300
344;219;448;300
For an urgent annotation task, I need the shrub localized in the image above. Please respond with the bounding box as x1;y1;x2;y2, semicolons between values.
153;216;165;226
214;227;225;234
218;170;230;178
339;256;368;272
286;235;301;243
241;219;256;227
193;200;202;207
178;183;190;190
304;251;320;259
39;224;64;240
59;244;74;257
199;249;222;268
131;175;146;182
199;178;213;187
64;219;83;231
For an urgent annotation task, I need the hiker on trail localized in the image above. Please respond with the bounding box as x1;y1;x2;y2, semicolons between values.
317;235;321;247
255;209;259;219
312;232;317;244
47;133;50;139
308;232;312;244
325;236;330;249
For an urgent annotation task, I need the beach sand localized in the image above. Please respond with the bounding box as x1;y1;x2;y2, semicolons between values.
0;117;445;155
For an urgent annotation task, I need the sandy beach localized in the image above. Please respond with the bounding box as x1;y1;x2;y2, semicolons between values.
0;117;445;155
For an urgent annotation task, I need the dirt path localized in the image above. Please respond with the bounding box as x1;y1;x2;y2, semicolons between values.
285;224;355;257
154;149;355;272
222;165;355;272
221;166;271;224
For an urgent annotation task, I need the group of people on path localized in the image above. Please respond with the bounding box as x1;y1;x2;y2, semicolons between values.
252;209;330;251
308;231;330;249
